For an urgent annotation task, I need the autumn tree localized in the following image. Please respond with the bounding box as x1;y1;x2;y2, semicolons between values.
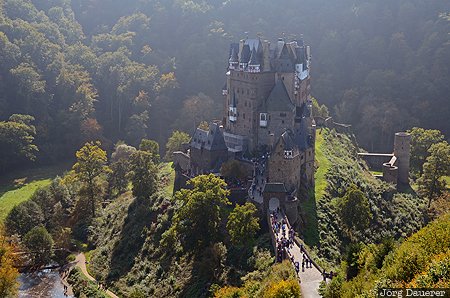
23;226;54;266
164;130;190;161
164;174;230;249
408;127;445;174
108;143;137;196
72;141;109;218
0;227;19;297
337;185;372;234
227;202;260;246
129;151;158;199
417;141;450;207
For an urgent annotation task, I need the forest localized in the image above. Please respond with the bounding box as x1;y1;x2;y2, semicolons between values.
0;0;449;297
1;0;449;173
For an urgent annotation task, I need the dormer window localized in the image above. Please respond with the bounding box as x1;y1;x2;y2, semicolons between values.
284;150;293;159
259;113;268;127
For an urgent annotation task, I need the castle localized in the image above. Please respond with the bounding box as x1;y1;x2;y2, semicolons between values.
173;36;316;225
358;132;411;186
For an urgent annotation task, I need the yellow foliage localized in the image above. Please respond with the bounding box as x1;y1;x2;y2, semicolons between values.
263;279;301;298
0;227;19;297
214;286;244;298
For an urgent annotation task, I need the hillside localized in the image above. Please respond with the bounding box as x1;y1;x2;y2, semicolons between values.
301;128;426;264
321;212;450;296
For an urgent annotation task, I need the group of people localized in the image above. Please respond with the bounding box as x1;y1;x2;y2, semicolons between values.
249;158;267;201
59;267;71;296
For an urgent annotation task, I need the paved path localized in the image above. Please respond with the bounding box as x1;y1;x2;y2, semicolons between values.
271;212;323;298
74;253;120;298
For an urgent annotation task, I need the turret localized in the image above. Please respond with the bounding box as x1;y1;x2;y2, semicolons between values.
394;132;411;184
228;47;238;70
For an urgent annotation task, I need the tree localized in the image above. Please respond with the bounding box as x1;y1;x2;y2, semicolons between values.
408;127;445;174
264;279;301;298
417;141;450;207
0;114;38;172
5;200;44;236
139;138;160;163
227;203;260;246
164;130;190;161
220;160;247;181
0;227;19;297
129;151;158;199
337;185;372;233
23;226;54;266
165;174;230;249
72;141;109;218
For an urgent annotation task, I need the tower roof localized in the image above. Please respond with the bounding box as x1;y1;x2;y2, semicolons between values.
265;80;294;111
248;47;260;66
229;46;238;63
240;44;251;63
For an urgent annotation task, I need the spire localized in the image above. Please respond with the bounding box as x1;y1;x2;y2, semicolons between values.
229;47;238;63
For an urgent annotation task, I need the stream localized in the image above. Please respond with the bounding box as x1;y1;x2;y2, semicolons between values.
18;270;73;298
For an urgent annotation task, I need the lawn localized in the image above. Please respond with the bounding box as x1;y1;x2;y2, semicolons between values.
314;129;331;201
160;162;175;196
0;163;70;222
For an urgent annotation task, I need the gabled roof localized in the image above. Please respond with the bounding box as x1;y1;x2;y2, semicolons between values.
190;123;228;151
266;80;294;111
245;38;261;52
281;130;295;150
263;182;287;193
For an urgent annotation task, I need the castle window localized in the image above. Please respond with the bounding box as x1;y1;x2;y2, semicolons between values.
282;120;285;124
243;113;246;119
280;113;286;117
260;113;268;127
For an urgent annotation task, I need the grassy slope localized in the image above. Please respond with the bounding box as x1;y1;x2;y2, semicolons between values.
0;163;70;222
314;129;331;201
299;129;331;247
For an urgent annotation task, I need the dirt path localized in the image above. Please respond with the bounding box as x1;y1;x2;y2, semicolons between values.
74;253;120;298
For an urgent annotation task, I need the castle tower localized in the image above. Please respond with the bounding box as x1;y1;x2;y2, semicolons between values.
393;132;411;184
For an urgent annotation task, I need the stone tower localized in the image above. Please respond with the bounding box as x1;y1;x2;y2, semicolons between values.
393;132;411;184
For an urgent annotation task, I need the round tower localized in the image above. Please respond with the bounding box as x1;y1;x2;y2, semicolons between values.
393;132;411;184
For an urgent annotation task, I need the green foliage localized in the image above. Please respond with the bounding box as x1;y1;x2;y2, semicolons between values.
139;138;160;163
129;150;159;199
23;226;53;265
312;97;329;118
72;141;109;217
0;114;38;172
408;127;445;174
417;141;450;207
5;200;43;236
227;202;260;246
220;160;247;181
165;130;190;161
336;185;372;234
67;268;109;298
165;174;230;249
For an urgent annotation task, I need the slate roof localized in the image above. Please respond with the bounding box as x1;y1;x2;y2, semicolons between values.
240;44;251;63
229;46;238;63
245;38;261;52
248;48;260;65
190;123;228;151
281;130;295;150
263;182;287;193
265;80;294;111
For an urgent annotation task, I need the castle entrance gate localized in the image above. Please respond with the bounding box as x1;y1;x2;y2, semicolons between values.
268;197;280;211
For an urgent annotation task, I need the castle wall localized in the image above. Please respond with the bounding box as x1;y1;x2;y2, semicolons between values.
190;148;228;174
267;142;301;193
226;70;275;151
260;110;295;147
358;153;394;171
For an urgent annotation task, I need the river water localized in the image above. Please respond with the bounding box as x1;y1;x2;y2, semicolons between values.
18;270;74;298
